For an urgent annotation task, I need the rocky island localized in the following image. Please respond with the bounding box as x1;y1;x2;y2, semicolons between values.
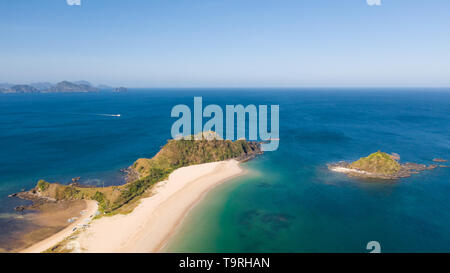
328;151;443;179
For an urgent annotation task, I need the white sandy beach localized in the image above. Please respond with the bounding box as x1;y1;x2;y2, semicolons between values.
329;166;373;175
24;160;243;253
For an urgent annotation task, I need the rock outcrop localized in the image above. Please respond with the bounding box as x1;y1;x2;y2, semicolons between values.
328;151;442;180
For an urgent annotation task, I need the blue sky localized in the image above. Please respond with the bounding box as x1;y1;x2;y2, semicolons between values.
1;0;449;87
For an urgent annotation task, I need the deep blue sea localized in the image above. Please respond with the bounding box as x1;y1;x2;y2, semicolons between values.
1;89;449;252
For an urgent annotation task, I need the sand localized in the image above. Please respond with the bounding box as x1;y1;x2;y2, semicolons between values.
329;166;373;175
21;200;98;253
24;160;243;253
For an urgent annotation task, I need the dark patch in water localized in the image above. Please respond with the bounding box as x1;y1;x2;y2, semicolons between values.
0;213;37;252
292;130;351;144
238;210;294;240
238;209;262;226
260;212;295;233
256;182;272;188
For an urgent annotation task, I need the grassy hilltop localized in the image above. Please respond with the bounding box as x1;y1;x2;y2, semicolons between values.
27;132;261;214
132;136;259;178
329;151;441;180
349;151;400;175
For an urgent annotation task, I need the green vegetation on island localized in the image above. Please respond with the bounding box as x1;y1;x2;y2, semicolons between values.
132;134;259;178
328;151;441;179
44;81;99;93
349;151;400;175
16;132;261;214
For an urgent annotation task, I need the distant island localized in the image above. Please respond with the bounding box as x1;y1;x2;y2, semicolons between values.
0;81;126;94
44;81;99;93
1;84;40;93
328;151;446;179
113;87;128;92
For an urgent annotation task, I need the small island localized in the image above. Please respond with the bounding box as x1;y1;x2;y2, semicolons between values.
113;87;128;92
328;151;442;179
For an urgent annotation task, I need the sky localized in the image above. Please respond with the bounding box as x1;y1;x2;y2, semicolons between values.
0;0;449;87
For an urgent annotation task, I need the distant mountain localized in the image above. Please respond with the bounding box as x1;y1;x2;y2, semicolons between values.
0;81;120;94
113;87;128;92
0;83;13;89
73;80;93;86
44;81;99;93
1;85;39;93
97;84;113;90
29;82;54;90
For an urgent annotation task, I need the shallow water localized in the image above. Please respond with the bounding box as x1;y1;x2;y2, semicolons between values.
1;89;449;252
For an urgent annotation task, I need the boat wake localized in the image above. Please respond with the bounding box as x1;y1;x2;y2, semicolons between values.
95;114;121;117
64;112;122;117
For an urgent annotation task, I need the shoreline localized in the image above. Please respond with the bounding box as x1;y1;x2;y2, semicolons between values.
154;161;247;252
24;159;244;253
329;166;373;176
20;200;98;253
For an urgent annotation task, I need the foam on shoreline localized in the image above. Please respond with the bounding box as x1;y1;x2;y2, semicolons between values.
329;166;373;175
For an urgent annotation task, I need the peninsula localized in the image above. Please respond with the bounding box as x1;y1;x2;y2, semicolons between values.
15;132;262;252
328;151;442;179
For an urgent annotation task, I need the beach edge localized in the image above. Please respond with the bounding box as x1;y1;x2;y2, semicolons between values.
23;159;246;253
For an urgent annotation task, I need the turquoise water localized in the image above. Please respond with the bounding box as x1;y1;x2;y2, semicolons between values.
1;89;449;252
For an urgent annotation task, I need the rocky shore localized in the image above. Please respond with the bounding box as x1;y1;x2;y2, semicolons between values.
328;151;445;179
9;177;98;213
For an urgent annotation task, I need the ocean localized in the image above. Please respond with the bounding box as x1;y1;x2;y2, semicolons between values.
0;89;449;252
